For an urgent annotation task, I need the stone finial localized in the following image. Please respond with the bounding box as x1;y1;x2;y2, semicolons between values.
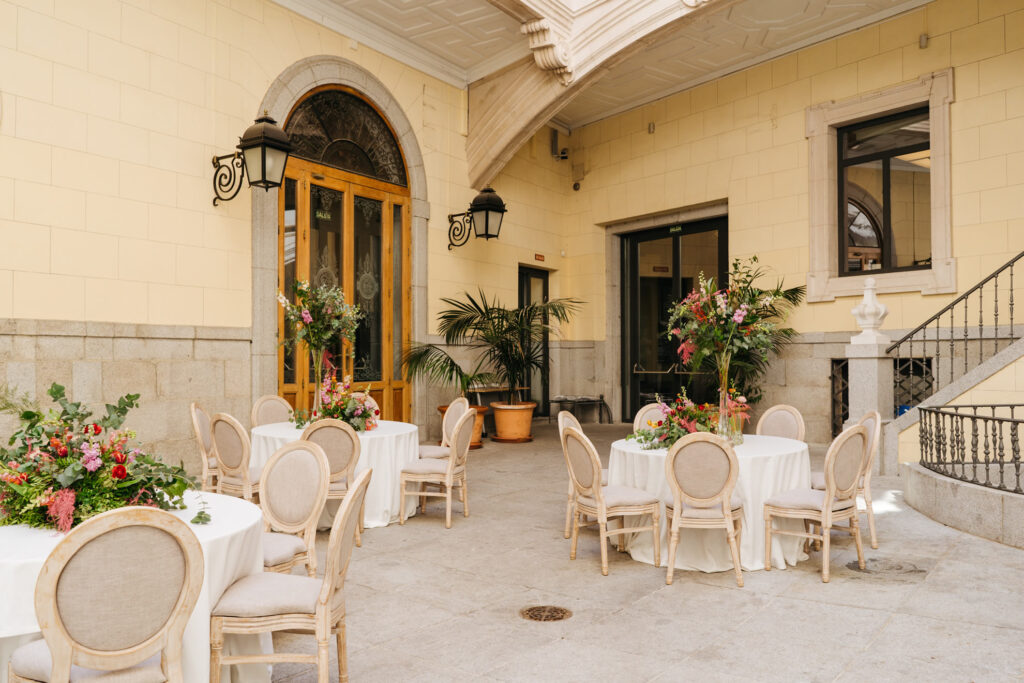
850;277;890;344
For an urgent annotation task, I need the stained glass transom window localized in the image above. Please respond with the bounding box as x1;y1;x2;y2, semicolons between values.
286;89;407;186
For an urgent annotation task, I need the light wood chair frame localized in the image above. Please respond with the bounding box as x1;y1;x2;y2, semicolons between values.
302;419;365;547
764;424;868;582
210;469;372;683
251;394;293;427
563;426;660;576
664;432;745;587
558;410;584;539
399;408;474;529
259;441;330;577
632;402;664;433
190;401;218;492
755;403;807;441
8;508;203;683
211;412;259;501
811;410;881;549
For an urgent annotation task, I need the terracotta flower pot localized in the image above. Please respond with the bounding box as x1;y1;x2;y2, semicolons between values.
489;401;537;443
437;404;488;449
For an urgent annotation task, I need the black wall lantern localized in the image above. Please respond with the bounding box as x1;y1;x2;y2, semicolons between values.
212;113;292;206
448;186;507;250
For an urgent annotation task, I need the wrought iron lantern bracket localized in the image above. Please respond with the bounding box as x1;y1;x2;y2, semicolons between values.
447;211;472;250
211;152;244;206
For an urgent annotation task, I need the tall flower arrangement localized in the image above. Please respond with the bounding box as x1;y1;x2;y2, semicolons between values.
0;384;199;533
667;257;802;437
279;281;362;413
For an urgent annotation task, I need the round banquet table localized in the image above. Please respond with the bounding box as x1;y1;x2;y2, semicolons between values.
608;434;811;572
0;491;270;683
250;420;420;528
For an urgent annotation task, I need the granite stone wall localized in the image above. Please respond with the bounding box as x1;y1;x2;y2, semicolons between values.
0;319;252;478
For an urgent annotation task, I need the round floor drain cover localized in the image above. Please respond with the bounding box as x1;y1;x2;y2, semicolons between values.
519;605;572;622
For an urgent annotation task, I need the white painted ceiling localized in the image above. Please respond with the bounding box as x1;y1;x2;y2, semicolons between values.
274;0;529;85
275;0;931;127
558;0;931;127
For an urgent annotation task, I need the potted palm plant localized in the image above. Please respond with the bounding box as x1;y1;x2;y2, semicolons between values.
411;289;580;443
401;348;493;448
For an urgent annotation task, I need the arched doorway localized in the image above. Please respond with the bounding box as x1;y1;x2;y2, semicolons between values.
278;85;411;421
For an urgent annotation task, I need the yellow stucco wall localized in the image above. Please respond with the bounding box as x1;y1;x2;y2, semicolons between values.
2;0;1023;348
0;0;487;329
565;0;1024;341
898;353;1024;463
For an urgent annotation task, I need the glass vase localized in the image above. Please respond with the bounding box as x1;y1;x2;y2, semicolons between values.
311;347;326;418
716;352;730;439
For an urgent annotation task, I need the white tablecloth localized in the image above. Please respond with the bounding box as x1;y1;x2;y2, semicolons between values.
0;491;269;683
251;420;420;528
608;434;811;572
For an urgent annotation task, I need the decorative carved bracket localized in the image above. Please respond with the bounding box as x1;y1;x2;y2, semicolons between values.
521;18;573;84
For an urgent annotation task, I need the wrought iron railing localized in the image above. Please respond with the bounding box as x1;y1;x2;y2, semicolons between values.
830;358;849;438
887;251;1024;414
918;404;1024;494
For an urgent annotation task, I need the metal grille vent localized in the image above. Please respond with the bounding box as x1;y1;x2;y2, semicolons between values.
519;605;572;622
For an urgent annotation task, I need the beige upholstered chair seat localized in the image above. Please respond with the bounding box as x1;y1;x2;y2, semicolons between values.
263;532;308;567
10;640;166;683
402;458;459;476
667;492;743;519
765;488;855;511
217;465;264;488
208;456;218;469
418;444;449;459
212;572;322;618
578;484;658;509
328;480;349;493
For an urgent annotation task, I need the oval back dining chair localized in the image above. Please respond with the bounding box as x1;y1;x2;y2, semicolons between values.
632;403;664;433
8;507;203;683
558;410;606;539
764;424;867;582
755;404;806;441
810;410;881;548
210;469;372;683
260;440;330;577
251;394;293;427
562;426;660;576
211;413;259;501
420;396;469;459
302;418;364;546
399;408;475;528
190;401;218;491
664;432;744;587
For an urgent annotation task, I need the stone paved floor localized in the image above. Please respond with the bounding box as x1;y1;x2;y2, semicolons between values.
270;422;1024;682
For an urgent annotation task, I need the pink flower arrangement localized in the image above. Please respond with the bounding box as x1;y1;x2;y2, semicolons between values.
294;373;378;432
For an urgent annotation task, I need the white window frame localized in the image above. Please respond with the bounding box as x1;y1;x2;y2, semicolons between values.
805;68;954;302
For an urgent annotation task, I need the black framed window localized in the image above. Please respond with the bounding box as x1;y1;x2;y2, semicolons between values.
838;106;931;275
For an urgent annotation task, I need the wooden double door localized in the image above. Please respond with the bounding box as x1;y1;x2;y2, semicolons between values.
278;157;411;420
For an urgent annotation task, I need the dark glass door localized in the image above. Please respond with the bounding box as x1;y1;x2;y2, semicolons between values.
622;218;727;420
518;266;549;416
